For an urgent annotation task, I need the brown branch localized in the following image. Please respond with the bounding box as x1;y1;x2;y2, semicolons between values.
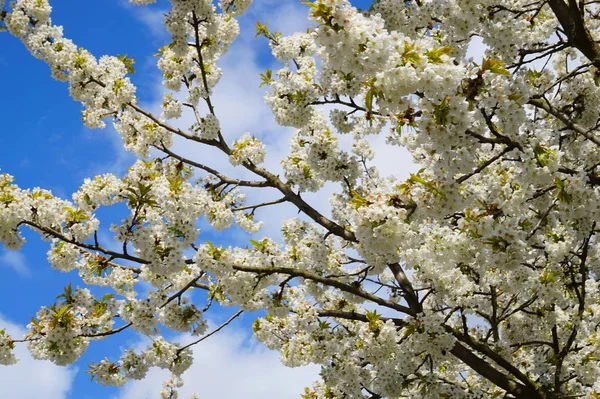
547;0;600;67
528;97;600;146
239;163;358;242
233;197;287;213
449;342;539;398
127;102;216;145
456;145;516;184
20;221;210;291
192;12;216;118
310;96;380;116
387;262;422;314
20;221;149;265
81;322;133;338
317;309;407;327
160;275;204;308
178;309;243;352
447;326;542;396
157;144;271;188
231;263;414;315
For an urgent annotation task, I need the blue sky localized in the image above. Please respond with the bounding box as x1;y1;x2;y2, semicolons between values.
0;0;374;398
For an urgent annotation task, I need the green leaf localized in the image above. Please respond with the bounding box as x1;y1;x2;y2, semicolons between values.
407;170;444;198
365;88;374;114
0;192;15;205
349;189;371;209
49;303;74;329
401;40;422;66
365;310;381;323
113;78;124;94
259;69;273;87
56;282;74;305
65;207;89;228
403;324;416;339
255;21;270;38
252;318;261;332
318;320;331;330
154;44;173;57
302;1;342;32
74;48;87;69
154;244;174;259
433;97;450;127
249;238;269;253
527;69;543;82
126;182;156;209
117;54;135;74
366;310;382;336
425;45;453;64
555;177;572;204
533;143;554;167
90;258;111;278
208;284;226;303
539;269;557;285
301;0;318;8
363;78;383;119
302;165;312;179
481;58;510;76
57;304;71;317
169;226;186;241
206;241;225;260
93;300;108;316
167;175;184;193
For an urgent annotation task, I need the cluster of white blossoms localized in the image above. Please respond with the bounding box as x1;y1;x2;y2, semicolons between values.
229;133;266;166
0;329;17;365
87;337;193;388
162;94;183;120
0;172;99;249
4;0;600;398
158;299;207;334
234;211;263;233
194;114;221;140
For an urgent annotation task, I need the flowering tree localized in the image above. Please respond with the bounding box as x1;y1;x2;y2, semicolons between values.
2;0;600;397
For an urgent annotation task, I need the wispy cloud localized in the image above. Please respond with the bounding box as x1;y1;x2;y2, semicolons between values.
116;321;319;399
118;0;169;42
0;250;30;276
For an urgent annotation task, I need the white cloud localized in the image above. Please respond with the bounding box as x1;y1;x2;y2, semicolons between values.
0;315;76;399
251;0;311;37
119;0;168;41
0;250;30;276
116;325;319;399
131;7;168;40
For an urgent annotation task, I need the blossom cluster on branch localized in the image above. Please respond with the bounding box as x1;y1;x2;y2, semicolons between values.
2;0;600;398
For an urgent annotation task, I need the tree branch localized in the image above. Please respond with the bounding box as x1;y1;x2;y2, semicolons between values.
178;309;243;352
317;309;407;327
528;97;600;146
231;263;414;315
